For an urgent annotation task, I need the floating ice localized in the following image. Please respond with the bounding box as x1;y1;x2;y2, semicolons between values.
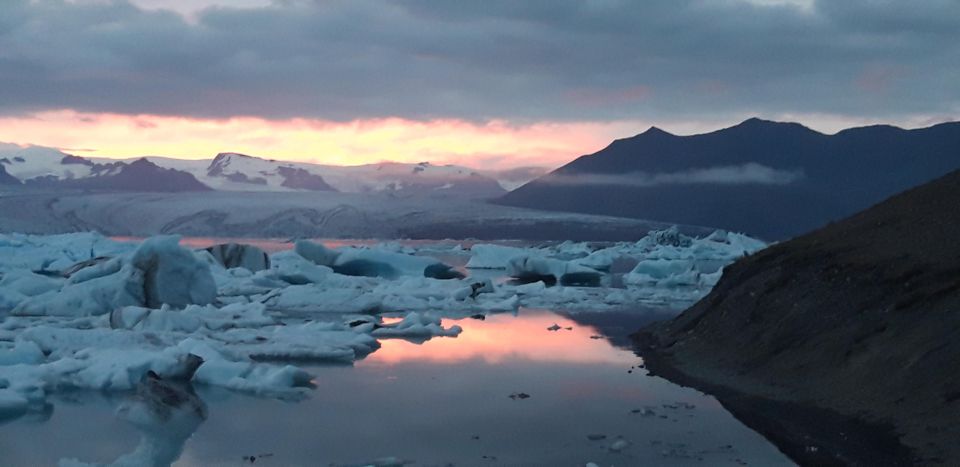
203;243;270;271
295;239;463;279
465;244;527;269
371;312;462;339
8;236;215;317
0;227;765;417
506;255;603;286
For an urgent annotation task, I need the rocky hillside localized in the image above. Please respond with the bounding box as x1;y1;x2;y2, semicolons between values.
635;170;960;465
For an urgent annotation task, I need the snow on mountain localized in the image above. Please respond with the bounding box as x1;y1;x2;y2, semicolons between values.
0;143;545;196
151;152;509;198
0;143;118;182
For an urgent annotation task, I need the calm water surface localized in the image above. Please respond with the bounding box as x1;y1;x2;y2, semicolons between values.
0;309;793;466
0;238;792;466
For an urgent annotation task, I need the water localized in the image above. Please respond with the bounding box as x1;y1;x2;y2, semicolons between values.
0;309;793;466
0;237;793;465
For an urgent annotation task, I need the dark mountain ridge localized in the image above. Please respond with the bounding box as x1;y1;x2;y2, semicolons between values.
498;118;960;240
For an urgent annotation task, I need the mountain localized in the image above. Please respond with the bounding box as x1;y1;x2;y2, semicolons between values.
0;144;209;192
497;118;960;239
202;152;335;191
148;152;508;198
0;145;523;198
634;170;960;465
54;158;212;192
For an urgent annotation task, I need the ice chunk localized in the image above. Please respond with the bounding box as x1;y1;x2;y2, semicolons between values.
109;306;203;333
506;255;602;286
268;250;333;285
203;243;270;271
294;239;340;267
295;240;462;279
268;284;382;314
647;226;693;247
371;312;462;339
452;279;495;301
0;340;44;366
191;357;313;395
131;236;216;309
465;244;528;269
624;258;696;284
12;264;144;317
12;236;216;316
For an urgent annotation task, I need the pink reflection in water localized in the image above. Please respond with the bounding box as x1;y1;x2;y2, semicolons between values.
364;310;639;367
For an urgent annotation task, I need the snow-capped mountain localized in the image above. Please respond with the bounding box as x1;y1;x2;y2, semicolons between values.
0;144;539;197
0;144;209;192
158;152;508;198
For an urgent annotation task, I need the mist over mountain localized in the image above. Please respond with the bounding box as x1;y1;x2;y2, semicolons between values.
497;118;960;240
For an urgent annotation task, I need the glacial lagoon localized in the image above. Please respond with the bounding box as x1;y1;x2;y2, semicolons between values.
0;234;792;466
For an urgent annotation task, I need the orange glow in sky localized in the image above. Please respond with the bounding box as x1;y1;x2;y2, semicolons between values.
0;110;647;170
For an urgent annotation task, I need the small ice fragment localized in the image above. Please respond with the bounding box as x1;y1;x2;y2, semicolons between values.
631;407;657;417
609;438;630;452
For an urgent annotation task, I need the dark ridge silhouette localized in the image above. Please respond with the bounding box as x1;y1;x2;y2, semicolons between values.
29;158;211;192
497;118;960;240
634;170;960;465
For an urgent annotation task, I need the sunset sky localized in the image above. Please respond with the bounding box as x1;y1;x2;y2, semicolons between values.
1;0;957;169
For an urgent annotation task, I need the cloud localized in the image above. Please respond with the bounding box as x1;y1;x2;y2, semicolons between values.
547;163;805;187
0;110;640;169
0;0;957;123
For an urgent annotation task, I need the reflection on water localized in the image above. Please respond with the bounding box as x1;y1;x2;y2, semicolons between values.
369;311;637;366
0;310;794;467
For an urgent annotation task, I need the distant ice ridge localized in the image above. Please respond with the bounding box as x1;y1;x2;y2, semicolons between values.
0;227;764;419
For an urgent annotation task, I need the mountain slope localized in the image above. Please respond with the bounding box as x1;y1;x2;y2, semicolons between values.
30;158;211;192
0;164;19;185
0;144;210;192
497;118;960;239
634;170;960;465
0;144;537;198
152;152;508;198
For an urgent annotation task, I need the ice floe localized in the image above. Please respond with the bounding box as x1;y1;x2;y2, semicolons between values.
0;227;765;417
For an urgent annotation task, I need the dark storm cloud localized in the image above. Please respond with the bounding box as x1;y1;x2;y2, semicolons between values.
0;0;957;121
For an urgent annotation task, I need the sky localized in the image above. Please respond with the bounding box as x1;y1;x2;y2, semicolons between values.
0;0;957;169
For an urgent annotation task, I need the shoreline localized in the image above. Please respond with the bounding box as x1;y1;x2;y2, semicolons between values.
632;333;916;467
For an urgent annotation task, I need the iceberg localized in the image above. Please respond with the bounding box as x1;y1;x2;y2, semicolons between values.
0;227;766;415
10;236;215;317
506;255;603;286
295;240;463;279
202;243;270;271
